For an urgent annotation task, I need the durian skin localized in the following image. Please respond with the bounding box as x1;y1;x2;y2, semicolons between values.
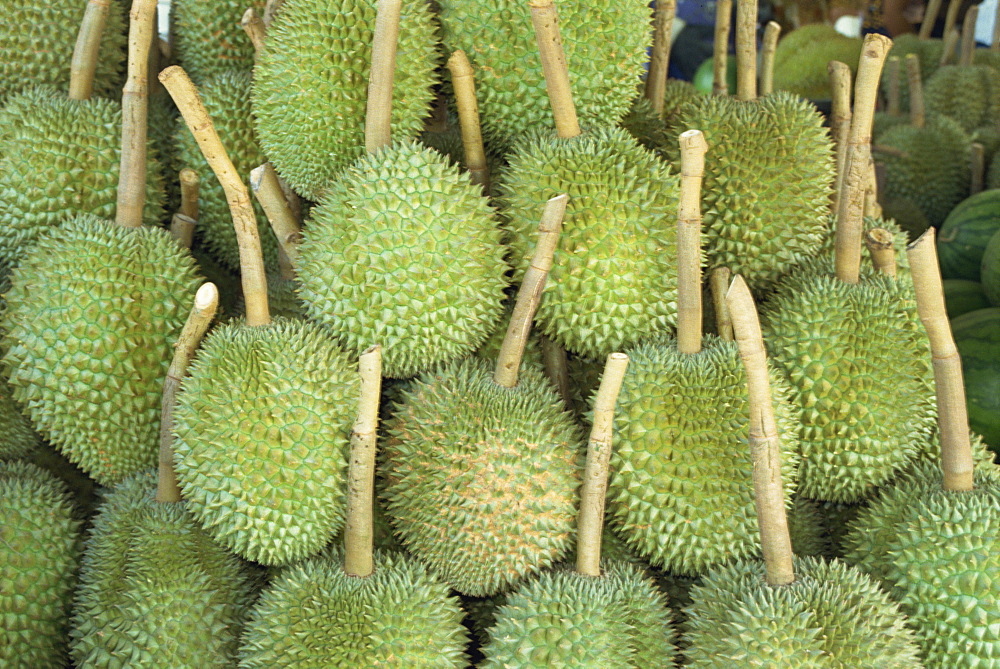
0;461;82;669
772;26;862;100
239;547;469;668
169;0;264;84
172;318;359;566
480;560;677;668
295;140;509;379
607;335;801;576
681;556;923;667
381;357;584;597
499;125;680;360
70;471;258;669
0;215;203;486
0;376;41;461
252;0;439;201
923;65;1000;134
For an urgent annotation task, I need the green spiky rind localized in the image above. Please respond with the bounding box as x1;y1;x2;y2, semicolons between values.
0;460;81;669
498;125;680;359
463;592;508;646
761;271;937;503
481;560;677;668
990;152;1000;190
437;0;651;151
566;352;604;419
172;69;280;273
295;140;508;379
381;357;583;596
621;83;705;158
0;92;167;267
607;335;801;575
239;547;469;668
0;215;202;485
0;376;41;460
788;496;832;558
172;318;358;566
873;111;910;141
472;299;546;376
70;471;256;669
883;34;943;111
973;124;1000;165
169;0;264;84
24;443;103;522
794;216;915;280
252;0;439;201
418;122;506;197
924;65;1000;134
0;0;126;100
664;92;835;291
773;31;862;100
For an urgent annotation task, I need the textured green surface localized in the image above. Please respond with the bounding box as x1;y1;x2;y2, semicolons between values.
882;34;943;112
169;0;264;84
983;231;1000;306
937;189;1000;281
950;308;1000;447
0;215;202;485
296;141;508;379
773;26;862;100
621;82;706;159
0;375;41;461
924;65;1000;134
943;279;992;319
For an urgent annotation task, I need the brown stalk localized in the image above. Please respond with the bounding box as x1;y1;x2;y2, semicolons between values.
971;142;985;194
864;157;883;219
676;129;708;355
447;50;491;193
994;0;1000;51
864;227;896;278
726;274;795;587
157;282;219;502
828;61;852;213
170;213;196;249
645;0;677;114
943;0;962;45
960;5;979;66
576;352;629;577
759;21;781;96
529;0;581;139
713;0;734;96
710;267;734;340
263;0;285;27
920;0;944;39
906;229;975;492
160;65;271;327
250;162;301;280
365;0;402;153
241;7;267;54
344;345;384;578
179;168;200;220
540;335;572;407
495;194;568;388
69;0;111;101
735;0;758;102
885;56;901;117
940;26;960;65
905;53;925;129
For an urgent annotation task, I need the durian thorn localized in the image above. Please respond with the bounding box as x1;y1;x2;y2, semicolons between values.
263;0;284;27
645;0;677;115
828;61;852;213
939;26;960;66
871;143;908;159
943;0;962;48
364;0;403;153
863;227;896;278
160;65;271;327
919;0;944;39
179;167;200;221
529;0;581;139
676;129;708;356
69;0;112;101
250;162;300;280
725;274;795;587
157;282;219;503
241;7;267;55
540;335;572;407
960;5;979;66
734;0;758;102
710;267;734;340
885;56;901;117
904;54;926;128
712;0;734;96
759;21;781;96
494;193;568;388
170;212;196;249
344;344;383;579
447;50;491;193
971;142;986;195
906;230;975;492
576;351;629;578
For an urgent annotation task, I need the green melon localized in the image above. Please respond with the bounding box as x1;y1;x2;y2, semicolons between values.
937;189;1000;281
950;307;1000;448
943;279;992;319
983;229;1000;306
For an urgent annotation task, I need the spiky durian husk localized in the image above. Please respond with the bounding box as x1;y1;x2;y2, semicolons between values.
873;111;910;141
0;215;202;485
0;461;81;669
498;125;679;360
169;0;264;84
296;141;507;379
252;0;439;201
0;0;126;100
795;216;914;281
172;318;358;566
240;547;468;667
788;496;832;558
480;560;677;668
620;82;705;159
773;27;862;100
173;69;280;273
681;556;923;667
0;376;41;461
882;33;943;112
436;0;651;151
924;65;1000;134
989;151;1000;190
663;92;835;292
0;90;167;267
381;358;583;596
70;471;257;668
607;335;801;576
472;298;546;376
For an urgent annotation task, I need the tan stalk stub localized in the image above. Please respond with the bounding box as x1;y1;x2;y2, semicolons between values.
710;267;734;340
645;0;677;114
713;0;734;96
940;26;960;65
920;0;944;39
69;0;111;101
864;227;896;278
676;129;708;355
365;0;403;153
170;213;196;249
904;53;925;128
864;157;883;219
735;0;758;102
726;274;795;587
447;50;490;192
993;0;1000;50
160;65;271;326
179;168;200;220
529;0;581;139
759;21;781;96
576;352;629;577
971;143;986;195
241;8;267;54
157;282;219;502
943;0;962;45
960;5;979;66
250;162;301;280
540;335;572;407
495;194;568;388
885;56;901;116
828;61;852;213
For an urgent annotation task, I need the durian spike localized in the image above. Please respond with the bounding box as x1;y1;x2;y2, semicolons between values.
960;5;979;66
919;0;944;39
710;267;734;340
725;274;794;587
529;0;581;139
540;335;572;407
241;8;267;54
735;0;758;102
971;142;986;194
343;344;383;578
494;194;568;388
864;227;896;278
179;167;199;220
905;53;926;129
116;0;158;229
676;129;708;355
69;0;112;101
864;157;883;218
447;50;490;193
885;56;901;117
157;282;219;503
713;0;734;96
365;0;403;153
940;26;960;65
575;351;629;578
834;33;892;285
645;0;677;115
906;229;975;492
170;213;196;249
759;21;781;96
160;65;271;327
250;162;300;280
943;0;962;45
828;60;852;213
263;0;284;27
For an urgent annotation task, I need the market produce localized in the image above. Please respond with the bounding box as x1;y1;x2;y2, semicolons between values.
772;23;862;100
950;307;1000;447
169;0;264;83
982;229;1000;305
936;188;1000;281
942;278;992;318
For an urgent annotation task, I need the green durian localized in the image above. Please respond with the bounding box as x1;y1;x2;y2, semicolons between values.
0;376;41;461
924;64;1000;134
169;0;264;84
882;33;943;112
773;25;862;100
990;150;1000;190
621;81;706;158
473;298;546;376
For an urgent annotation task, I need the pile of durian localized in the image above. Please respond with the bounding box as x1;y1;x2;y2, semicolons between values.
2;0;1000;666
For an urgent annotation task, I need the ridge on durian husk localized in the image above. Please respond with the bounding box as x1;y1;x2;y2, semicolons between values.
69;471;258;669
380;357;583;597
480;559;677;668
172;317;359;566
498;124;680;360
296;140;508;379
169;0;264;84
0;214;202;486
239;546;469;668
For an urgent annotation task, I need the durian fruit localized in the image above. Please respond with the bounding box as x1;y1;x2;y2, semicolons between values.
0;366;42;461
169;0;264;83
880;28;944;113
872;57;910;140
772;24;862;100
0;461;82;668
